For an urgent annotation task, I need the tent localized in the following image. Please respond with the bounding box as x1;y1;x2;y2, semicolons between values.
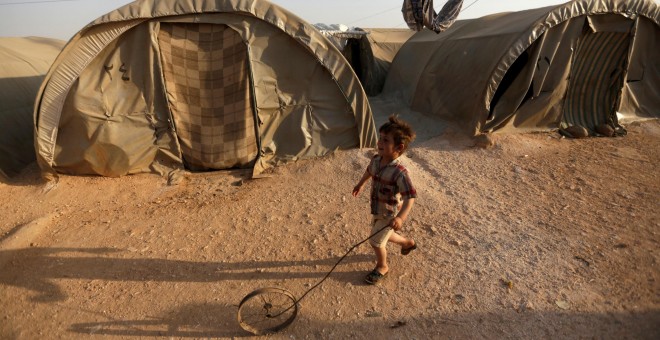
34;0;376;178
316;26;415;96
0;37;65;179
341;28;416;96
382;0;659;136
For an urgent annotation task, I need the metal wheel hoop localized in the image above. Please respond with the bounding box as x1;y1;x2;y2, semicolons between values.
236;225;392;335
237;287;299;335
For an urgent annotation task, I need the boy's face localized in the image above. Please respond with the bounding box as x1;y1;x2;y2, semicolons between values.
377;131;402;160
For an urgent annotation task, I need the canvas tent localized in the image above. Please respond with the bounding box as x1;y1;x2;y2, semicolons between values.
382;0;659;136
341;28;416;96
0;37;65;179
316;26;415;96
34;0;376;178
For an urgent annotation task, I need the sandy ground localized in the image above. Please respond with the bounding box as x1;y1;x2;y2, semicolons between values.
0;119;658;339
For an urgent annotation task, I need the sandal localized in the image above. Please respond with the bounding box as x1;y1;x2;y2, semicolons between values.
364;269;388;285
401;243;417;255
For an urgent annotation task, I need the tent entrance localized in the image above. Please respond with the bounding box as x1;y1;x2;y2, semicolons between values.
343;38;365;85
158;23;258;170
561;29;631;134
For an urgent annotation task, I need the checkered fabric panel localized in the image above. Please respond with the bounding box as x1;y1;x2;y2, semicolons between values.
159;23;257;170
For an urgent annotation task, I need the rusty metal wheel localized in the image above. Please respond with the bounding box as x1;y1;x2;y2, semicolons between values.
237;287;298;335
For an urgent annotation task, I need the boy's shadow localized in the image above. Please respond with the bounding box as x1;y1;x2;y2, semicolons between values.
69;303;248;338
0;247;373;302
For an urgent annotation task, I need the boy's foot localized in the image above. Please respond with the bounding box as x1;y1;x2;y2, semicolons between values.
365;269;388;285
401;241;417;255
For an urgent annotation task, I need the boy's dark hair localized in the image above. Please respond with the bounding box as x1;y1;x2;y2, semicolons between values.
379;115;416;153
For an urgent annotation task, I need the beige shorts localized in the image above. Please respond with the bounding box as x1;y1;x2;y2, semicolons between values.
369;216;394;248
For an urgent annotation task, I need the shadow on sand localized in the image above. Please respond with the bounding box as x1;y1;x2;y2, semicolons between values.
3;248;659;338
68;302;248;338
65;302;660;339
0;247;375;337
0;247;372;302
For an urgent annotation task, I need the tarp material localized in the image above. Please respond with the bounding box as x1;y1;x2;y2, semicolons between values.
315;25;415;96
0;37;65;179
341;28;415;96
315;24;368;51
35;0;377;178
383;0;659;135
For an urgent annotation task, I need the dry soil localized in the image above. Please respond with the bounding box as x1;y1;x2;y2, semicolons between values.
0;119;658;339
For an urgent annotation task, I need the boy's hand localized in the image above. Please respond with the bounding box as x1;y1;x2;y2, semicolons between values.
352;184;362;197
390;216;404;231
354;170;371;197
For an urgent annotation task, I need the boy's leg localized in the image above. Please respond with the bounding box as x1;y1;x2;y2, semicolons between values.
388;232;415;250
366;245;389;284
372;246;388;275
369;217;393;274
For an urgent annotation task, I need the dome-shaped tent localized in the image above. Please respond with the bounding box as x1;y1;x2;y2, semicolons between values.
342;28;416;96
0;37;65;179
382;0;659;135
35;0;376;177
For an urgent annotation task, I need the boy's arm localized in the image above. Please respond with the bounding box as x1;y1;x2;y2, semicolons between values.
352;170;372;197
390;198;415;231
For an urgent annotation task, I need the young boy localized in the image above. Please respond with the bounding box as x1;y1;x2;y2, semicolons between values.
352;115;417;285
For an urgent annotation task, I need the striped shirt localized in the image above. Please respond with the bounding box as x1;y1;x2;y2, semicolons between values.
368;155;417;217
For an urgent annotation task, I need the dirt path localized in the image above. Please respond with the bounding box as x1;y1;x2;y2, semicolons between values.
1;120;658;339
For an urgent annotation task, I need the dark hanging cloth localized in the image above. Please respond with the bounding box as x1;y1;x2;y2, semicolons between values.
402;0;464;33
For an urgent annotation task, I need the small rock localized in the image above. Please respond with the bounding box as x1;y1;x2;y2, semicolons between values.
596;123;615;137
560;125;589;138
365;310;382;317
555;300;570;310
452;294;465;305
517;300;533;313
473;133;495;148
167;171;184;186
501;279;513;291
